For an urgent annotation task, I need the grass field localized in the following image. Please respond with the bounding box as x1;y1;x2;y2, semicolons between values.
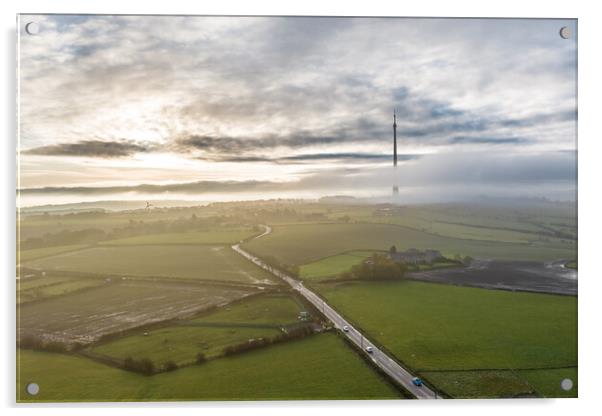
419;367;578;398
18;280;255;344
92;325;282;365
317;280;577;397
24;245;276;284
299;251;461;281
192;294;303;325
100;229;256;246
19;244;88;262
323;202;576;243
18;334;401;401
18;277;105;304
300;251;375;280
419;370;536;398
518;367;578;398
245;223;575;265
91;294;304;365
373;217;539;244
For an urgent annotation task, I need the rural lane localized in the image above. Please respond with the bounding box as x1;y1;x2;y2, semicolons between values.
232;225;440;399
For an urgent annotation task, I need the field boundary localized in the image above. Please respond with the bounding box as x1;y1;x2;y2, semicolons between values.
256;221;575;266
18;278;111;306
269;220;536;250
416;365;578;373
18;244;95;263
403;275;578;297
19;268;283;291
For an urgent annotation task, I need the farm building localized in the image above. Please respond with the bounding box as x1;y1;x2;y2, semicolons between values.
388;248;443;265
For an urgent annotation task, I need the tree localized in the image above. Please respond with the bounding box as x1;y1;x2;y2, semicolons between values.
162;360;178;372
349;253;406;281
389;245;397;254
196;352;207;364
123;356;155;375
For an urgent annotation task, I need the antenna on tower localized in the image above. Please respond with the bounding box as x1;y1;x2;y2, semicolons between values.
393;109;398;167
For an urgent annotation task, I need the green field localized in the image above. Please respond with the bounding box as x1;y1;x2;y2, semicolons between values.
16;200;577;400
245;223;575;266
91;294;304;365
192;294;303;325
373;217;539;244
92;325;282;365
323;202;576;243
19;244;88;262
419;370;537;398
299;251;461;281
419;367;578;398
518;367;578;398
18;334;401;401
24;245;276;284
300;251;375;280
101;229;256;246
18;277;105;304
317;280;577;397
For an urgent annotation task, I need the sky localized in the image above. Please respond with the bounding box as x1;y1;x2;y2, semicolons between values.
17;15;577;206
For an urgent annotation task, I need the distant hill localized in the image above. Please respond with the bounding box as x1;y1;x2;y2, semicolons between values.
19;200;207;214
318;195;358;204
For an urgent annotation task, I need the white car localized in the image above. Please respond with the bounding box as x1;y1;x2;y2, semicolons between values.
365;346;374;353
342;325;350;332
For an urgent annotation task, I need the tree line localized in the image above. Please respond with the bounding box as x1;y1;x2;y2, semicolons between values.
222;325;314;357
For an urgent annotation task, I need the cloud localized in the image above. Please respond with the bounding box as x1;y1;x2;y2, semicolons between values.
18;151;575;202
449;136;528;145
23;140;153;158
19;179;279;195
176;132;383;155
17;15;577;204
207;152;421;164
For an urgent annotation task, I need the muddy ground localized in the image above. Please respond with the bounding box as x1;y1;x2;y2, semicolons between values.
18;280;257;344
409;259;577;296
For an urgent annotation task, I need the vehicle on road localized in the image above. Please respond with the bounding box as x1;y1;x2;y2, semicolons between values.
412;377;423;387
342;325;349;332
365;346;374;353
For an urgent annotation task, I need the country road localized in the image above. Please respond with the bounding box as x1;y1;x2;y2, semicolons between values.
233;225;440;399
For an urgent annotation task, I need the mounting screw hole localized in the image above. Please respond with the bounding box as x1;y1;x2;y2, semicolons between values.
559;26;571;39
560;378;573;391
26;382;39;396
25;22;40;35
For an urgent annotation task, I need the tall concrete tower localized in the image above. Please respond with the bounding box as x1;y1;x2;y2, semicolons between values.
393;109;399;196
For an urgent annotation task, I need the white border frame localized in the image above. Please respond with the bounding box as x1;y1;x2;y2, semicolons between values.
2;1;600;415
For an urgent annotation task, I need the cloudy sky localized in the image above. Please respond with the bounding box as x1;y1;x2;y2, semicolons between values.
18;15;577;206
